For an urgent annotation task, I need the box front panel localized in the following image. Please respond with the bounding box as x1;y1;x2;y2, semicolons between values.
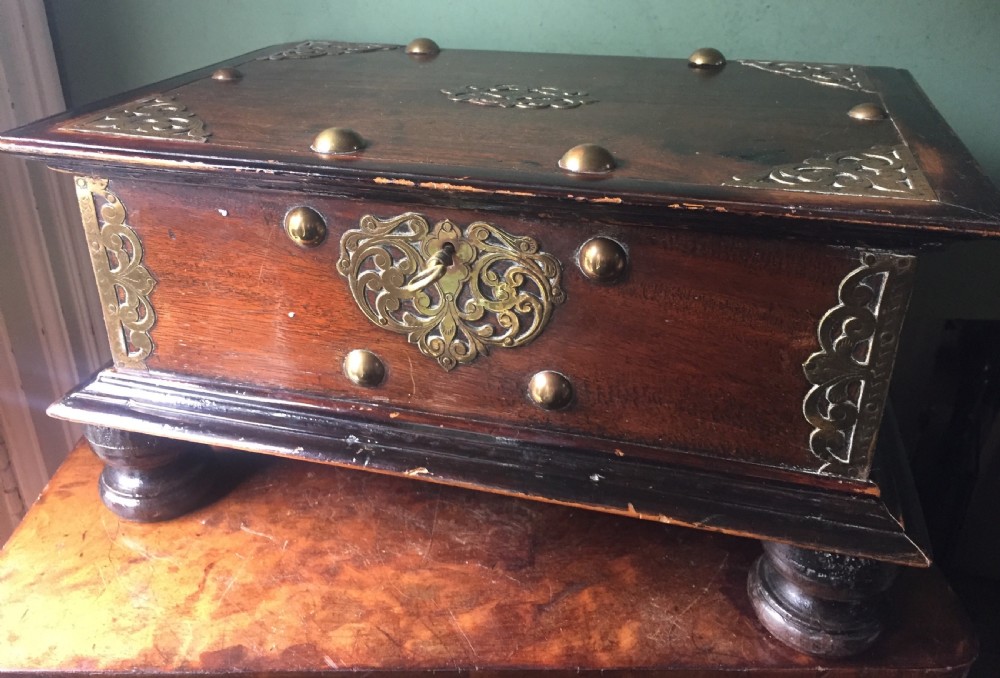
79;177;911;480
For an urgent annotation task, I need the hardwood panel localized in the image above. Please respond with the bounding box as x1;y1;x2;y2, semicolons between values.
3;46;999;237
110;177;858;475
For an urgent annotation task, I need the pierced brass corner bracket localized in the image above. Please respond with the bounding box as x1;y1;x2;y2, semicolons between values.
730;145;937;202
803;252;915;477
337;213;565;371
75;177;156;369
739;60;874;92
257;41;400;60
62;95;209;143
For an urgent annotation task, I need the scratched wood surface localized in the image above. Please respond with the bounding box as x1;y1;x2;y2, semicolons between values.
0;440;975;676
3;44;999;237
111;176;857;478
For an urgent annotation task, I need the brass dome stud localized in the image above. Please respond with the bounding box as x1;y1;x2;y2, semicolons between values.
527;370;574;410
283;206;327;248
848;103;888;121
211;67;243;82
558;143;616;175
579;237;627;283
344;349;386;388
311;127;365;155
688;47;726;68
405;37;440;56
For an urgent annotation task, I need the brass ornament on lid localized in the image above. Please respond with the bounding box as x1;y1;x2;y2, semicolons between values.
405;37;440;56
337;212;565;371
258;41;400;61
848;103;888;121
61;94;209;143
740;60;873;92
211;67;243;82
729;145;936;201
442;85;596;109
343;349;386;388
558;144;616;175
579;237;627;283
688;47;726;68
311;127;365;155
528;371;574;410
283;206;327;248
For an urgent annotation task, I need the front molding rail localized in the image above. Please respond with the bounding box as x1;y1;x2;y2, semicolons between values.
47;368;931;566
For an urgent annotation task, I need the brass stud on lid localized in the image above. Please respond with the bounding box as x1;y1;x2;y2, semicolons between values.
579;237;627;283
848;103;888;121
527;370;574;410
311;127;365;155
688;47;726;68
405;37;440;56
211;67;243;82
283;206;327;248
558;143;616;175
344;349;386;388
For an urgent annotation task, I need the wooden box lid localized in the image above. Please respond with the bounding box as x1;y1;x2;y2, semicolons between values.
3;40;1000;240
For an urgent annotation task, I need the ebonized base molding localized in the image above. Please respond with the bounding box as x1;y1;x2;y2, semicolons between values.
748;540;899;658
55;369;932;564
83;425;217;522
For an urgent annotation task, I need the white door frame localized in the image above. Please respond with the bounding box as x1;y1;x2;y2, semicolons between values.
0;0;108;541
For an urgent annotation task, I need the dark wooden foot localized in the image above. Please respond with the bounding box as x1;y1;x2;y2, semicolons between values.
748;541;898;658
84;425;217;522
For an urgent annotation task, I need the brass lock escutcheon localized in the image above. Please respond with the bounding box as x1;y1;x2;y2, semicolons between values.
337;213;565;371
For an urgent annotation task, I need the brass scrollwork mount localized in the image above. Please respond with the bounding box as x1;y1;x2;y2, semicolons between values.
337;213;564;371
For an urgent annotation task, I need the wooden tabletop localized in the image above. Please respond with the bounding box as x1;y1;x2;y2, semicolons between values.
0;440;977;676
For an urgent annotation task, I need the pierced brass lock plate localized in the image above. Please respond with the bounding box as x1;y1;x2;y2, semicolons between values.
337;213;565;371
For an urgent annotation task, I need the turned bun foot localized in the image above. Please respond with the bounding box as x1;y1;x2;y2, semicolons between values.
748;541;898;658
84;425;217;522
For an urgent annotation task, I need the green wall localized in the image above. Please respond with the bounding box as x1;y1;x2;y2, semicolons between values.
46;0;1000;184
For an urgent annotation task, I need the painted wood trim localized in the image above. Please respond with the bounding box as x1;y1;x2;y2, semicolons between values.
0;0;108;541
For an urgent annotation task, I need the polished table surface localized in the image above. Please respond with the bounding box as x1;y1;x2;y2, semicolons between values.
0;440;977;676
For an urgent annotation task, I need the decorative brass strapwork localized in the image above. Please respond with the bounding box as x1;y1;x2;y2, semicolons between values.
62;95;209;142
337;213;565;371
75;177;156;370
803;253;915;477
441;85;597;109
730;145;936;202
739;60;874;92
258;41;399;60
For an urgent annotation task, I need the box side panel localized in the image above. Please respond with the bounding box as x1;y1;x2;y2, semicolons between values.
81;177;909;479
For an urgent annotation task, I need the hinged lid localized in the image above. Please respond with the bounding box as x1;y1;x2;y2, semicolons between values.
3;40;999;239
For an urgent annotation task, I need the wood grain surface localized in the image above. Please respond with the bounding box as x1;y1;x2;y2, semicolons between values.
2;45;999;239
0;440;975;676
106;176;861;477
